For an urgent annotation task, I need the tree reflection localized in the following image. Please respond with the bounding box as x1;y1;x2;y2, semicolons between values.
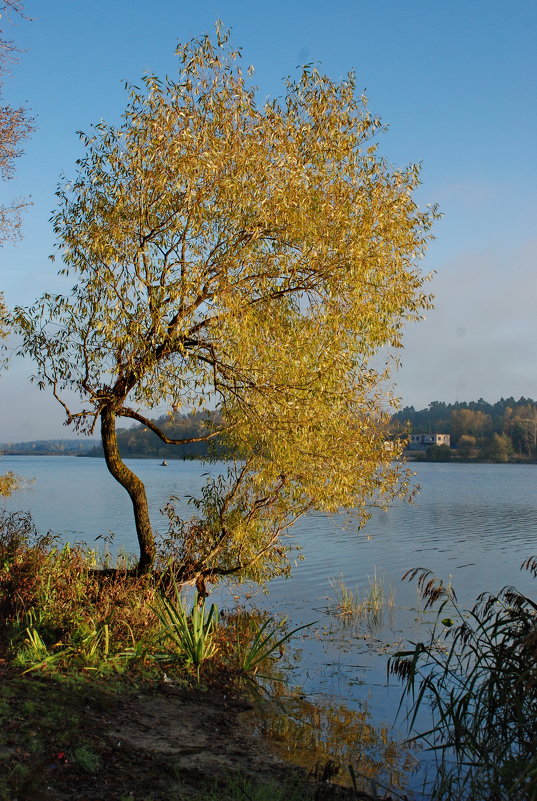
254;687;418;795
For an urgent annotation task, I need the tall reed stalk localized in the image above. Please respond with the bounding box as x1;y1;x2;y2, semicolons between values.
390;560;537;801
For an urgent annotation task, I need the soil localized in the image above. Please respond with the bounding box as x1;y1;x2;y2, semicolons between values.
0;665;380;801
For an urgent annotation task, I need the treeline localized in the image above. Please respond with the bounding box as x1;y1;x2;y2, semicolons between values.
1;439;98;455
84;411;227;459
392;397;537;461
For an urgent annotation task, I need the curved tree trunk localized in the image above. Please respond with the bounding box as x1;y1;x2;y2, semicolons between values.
101;405;156;574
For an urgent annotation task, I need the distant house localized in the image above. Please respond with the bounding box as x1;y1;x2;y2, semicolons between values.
407;433;451;451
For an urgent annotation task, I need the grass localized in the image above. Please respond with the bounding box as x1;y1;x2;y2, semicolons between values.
390;562;537;801
194;773;313;800
327;571;395;628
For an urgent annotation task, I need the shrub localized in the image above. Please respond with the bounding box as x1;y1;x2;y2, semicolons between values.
0;510;159;670
425;444;452;461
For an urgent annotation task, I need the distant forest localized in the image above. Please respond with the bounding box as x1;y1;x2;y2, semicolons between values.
4;398;537;463
392;397;537;461
91;396;537;462
84;411;227;460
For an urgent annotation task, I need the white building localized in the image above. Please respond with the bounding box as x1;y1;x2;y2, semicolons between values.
407;433;451;450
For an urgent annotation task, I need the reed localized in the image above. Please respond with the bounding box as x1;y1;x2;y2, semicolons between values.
328;571;395;628
390;561;537;801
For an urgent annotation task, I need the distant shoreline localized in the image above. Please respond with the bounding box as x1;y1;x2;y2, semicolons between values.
405;453;537;465
1;451;205;460
3;451;537;465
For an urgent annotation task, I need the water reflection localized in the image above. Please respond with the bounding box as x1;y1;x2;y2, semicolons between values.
253;687;418;797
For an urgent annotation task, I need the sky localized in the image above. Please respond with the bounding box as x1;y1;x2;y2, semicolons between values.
0;0;536;441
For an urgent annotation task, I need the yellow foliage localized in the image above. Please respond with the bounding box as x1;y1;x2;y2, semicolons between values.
0;296;19;498
0;471;18;497
15;27;436;576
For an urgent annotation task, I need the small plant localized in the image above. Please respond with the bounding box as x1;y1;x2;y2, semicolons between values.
235;616;313;678
13;627;50;670
154;584;219;679
70;619;111;665
327;571;395;628
390;560;537;801
71;744;101;774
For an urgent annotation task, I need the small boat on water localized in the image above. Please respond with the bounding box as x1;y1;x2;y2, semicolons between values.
161;459;168;467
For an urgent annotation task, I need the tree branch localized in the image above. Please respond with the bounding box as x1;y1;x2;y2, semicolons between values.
118;406;231;445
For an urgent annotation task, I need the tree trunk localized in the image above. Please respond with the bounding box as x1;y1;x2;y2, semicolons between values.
101;405;156;574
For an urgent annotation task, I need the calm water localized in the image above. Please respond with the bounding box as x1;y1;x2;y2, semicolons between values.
2;456;537;795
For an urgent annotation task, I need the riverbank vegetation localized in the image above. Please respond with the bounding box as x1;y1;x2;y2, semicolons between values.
0;508;299;682
0;507;402;800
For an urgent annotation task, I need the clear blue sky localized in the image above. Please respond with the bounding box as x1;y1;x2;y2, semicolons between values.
1;0;536;440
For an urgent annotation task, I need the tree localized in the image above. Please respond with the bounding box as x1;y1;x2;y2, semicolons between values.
0;294;18;496
0;291;20;496
450;408;492;445
15;28;436;578
482;432;512;463
0;1;32;496
457;434;478;459
505;404;537;456
0;0;33;244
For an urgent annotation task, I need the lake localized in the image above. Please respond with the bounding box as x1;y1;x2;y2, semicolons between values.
2;456;536;797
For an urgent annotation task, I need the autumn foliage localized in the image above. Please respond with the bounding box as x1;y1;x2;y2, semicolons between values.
16;26;436;577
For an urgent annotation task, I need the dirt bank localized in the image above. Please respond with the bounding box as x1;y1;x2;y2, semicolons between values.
1;668;380;801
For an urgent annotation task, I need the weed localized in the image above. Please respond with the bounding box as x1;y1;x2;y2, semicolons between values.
72;743;100;773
